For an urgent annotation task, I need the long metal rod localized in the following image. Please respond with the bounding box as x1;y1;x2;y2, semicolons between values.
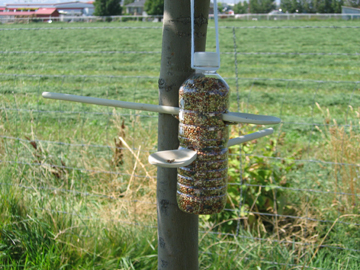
42;92;280;125
227;128;273;147
42;92;179;115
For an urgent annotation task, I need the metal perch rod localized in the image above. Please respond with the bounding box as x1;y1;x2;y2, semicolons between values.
227;128;273;147
42;92;280;125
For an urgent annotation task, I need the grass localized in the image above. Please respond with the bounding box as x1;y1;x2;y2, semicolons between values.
1;19;360;269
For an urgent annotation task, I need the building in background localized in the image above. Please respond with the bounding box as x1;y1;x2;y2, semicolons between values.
35;8;60;17
124;0;146;15
0;1;94;17
342;6;360;19
0;7;60;18
55;2;94;16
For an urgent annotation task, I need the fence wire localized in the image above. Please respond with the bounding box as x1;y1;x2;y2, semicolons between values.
2;50;360;56
1;23;360;268
1;25;360;31
0;160;156;179
1;72;359;84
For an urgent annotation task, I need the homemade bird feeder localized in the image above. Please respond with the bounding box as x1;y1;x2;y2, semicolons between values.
41;0;280;215
150;0;280;215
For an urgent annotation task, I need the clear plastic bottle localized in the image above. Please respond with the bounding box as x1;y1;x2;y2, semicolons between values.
176;52;230;215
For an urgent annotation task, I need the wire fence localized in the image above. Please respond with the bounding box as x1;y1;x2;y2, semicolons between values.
1;50;360;56
0;14;163;24
2;25;360;31
1;23;360;268
0;13;360;25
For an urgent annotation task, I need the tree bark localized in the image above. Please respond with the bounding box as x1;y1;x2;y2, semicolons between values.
157;0;210;269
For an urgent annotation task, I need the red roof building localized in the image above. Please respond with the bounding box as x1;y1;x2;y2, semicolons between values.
0;11;35;16
0;8;59;18
3;2;94;16
35;8;59;17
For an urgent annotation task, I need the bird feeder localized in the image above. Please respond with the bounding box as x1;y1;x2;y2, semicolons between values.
150;0;279;215
174;0;230;214
41;0;280;215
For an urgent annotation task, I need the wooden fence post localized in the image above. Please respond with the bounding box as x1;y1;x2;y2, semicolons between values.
157;0;210;269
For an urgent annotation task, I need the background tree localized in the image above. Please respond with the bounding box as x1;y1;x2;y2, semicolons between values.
345;0;360;7
144;0;164;15
312;0;334;13
280;0;304;12
331;0;343;12
250;0;276;13
94;0;122;16
234;1;249;13
281;0;343;13
217;2;225;12
302;0;317;12
122;0;133;14
122;0;133;6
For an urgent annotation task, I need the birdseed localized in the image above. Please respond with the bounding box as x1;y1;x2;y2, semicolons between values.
177;73;230;215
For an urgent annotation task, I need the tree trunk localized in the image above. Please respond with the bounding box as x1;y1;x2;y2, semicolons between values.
157;0;210;269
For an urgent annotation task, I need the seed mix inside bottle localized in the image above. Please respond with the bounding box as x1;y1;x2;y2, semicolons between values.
177;71;230;215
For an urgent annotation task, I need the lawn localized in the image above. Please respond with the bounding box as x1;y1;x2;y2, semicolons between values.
1;19;360;269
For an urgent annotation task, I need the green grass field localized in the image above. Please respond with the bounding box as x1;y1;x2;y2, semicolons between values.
1;19;360;269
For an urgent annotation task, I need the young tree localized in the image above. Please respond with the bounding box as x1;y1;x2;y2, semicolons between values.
144;0;164;15
94;0;122;16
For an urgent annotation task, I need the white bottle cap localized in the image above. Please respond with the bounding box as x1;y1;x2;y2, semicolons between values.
193;52;220;71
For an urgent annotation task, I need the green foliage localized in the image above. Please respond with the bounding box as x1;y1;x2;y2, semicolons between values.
144;0;164;15
310;0;344;13
0;180;158;269
249;0;276;13
280;0;304;13
93;0;122;16
206;132;296;233
345;0;360;7
122;0;133;6
331;0;344;12
233;1;249;13
217;2;225;13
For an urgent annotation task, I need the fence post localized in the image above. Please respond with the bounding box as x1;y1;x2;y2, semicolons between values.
157;0;210;269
